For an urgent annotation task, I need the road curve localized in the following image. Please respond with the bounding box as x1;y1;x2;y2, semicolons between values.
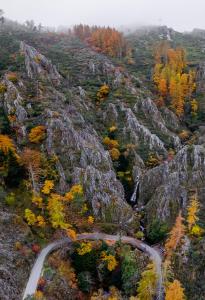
22;233;163;300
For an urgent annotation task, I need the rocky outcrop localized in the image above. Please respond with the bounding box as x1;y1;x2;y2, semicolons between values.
161;107;181;131
120;103;168;155
45;104;131;218
138;145;205;226
134;98;181;149
1;77;27;137
20;42;62;85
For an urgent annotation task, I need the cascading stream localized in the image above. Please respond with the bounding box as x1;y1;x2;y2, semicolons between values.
130;176;139;204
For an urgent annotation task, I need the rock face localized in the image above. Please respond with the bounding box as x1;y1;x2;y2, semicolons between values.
45;104;130;219
138;145;205;226
20;41;62;85
121;104;168;155
134;98;181;150
2;77;27;137
18;43;132;221
0;211;33;300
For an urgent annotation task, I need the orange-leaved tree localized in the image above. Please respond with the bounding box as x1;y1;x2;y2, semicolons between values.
0;134;18;157
165;211;185;259
73;25;128;58
29;125;46;143
165;280;186;300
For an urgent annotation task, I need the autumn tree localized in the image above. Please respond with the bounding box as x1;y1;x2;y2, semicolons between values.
41;179;54;195
47;193;68;229
153;43;196;117
72;25;128;58
137;263;158;300
109;148;120;160
103;136;119;149
22;148;42;192
24;208;36;225
97;85;110;101
90;27;127;58
165;212;185;259
29;125;46;143
0;134;18;157
187;192;204;237
191;99;198;117
165;280;186;300
77;242;92;255
101;251;118;271
0;135;23;187
187;193;200;231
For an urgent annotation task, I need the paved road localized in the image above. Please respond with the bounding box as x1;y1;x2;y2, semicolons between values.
22;232;163;300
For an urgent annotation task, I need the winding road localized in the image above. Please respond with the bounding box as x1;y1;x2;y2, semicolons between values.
22;233;163;300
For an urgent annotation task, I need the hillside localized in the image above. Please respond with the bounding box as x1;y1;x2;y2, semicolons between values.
0;21;205;300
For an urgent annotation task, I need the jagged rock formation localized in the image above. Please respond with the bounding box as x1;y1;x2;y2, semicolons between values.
20;42;62;85
134;98;181;150
139;145;205;226
19;42;132;221
1;76;27;137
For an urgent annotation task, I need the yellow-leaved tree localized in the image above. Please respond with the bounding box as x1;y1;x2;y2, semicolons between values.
41;179;54;195
187;193;200;231
97;85;110;101
137;263;158;300
153;43;196;117
47;193;69;229
101;251;118;271
187;192;204;237
77;242;92;255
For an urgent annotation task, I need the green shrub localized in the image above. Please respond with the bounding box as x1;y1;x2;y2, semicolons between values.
147;219;168;243
5;192;15;206
121;249;138;295
135;231;145;240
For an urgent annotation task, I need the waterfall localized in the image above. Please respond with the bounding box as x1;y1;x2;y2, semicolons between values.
130;176;139;203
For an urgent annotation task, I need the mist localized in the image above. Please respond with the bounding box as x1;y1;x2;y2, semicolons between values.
1;0;205;32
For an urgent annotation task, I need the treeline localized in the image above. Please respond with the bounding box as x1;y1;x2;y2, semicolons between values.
72;24;128;58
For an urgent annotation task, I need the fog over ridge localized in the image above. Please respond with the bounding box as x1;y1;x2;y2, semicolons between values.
1;0;205;32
